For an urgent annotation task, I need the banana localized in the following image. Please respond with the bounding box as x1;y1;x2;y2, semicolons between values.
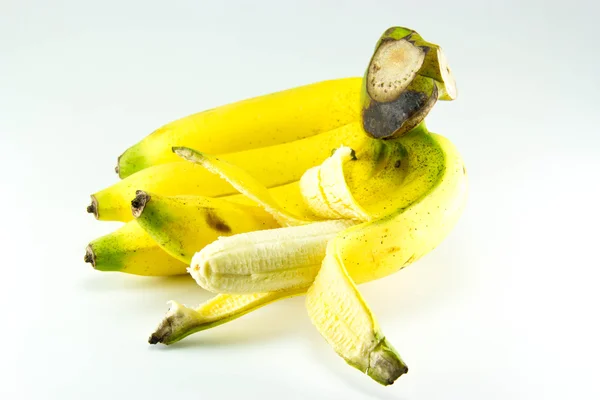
131;191;279;264
190;220;355;294
117;78;362;178
89;123;366;222
84;221;187;276
150;123;467;385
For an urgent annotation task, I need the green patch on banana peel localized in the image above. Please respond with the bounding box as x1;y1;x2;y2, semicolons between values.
362;27;457;139
131;190;279;264
85;221;188;276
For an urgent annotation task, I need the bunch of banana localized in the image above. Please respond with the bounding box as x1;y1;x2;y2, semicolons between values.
85;27;465;386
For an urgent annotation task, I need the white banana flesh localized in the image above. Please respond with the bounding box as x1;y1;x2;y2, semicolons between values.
189;220;355;293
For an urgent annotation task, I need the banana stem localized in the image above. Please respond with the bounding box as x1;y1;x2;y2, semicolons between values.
361;27;457;139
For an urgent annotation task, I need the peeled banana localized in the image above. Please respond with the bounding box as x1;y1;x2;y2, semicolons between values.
151;122;466;384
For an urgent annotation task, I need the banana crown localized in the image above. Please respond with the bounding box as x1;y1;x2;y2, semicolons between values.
362;27;457;139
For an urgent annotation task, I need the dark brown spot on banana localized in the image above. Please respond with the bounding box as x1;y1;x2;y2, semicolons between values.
205;211;231;233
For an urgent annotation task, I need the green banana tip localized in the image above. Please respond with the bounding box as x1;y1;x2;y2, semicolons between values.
131;190;151;218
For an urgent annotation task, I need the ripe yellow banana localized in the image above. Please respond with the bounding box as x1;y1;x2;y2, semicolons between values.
117;78;362;178
131;191;279;264
84;221;187;276
89;123;365;222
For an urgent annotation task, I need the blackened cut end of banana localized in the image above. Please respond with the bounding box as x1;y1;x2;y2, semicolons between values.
131;190;151;218
84;245;96;268
362;85;438;139
367;338;409;386
149;318;172;344
86;195;99;219
149;301;200;345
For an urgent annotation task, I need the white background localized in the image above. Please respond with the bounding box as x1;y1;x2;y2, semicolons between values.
1;1;599;399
